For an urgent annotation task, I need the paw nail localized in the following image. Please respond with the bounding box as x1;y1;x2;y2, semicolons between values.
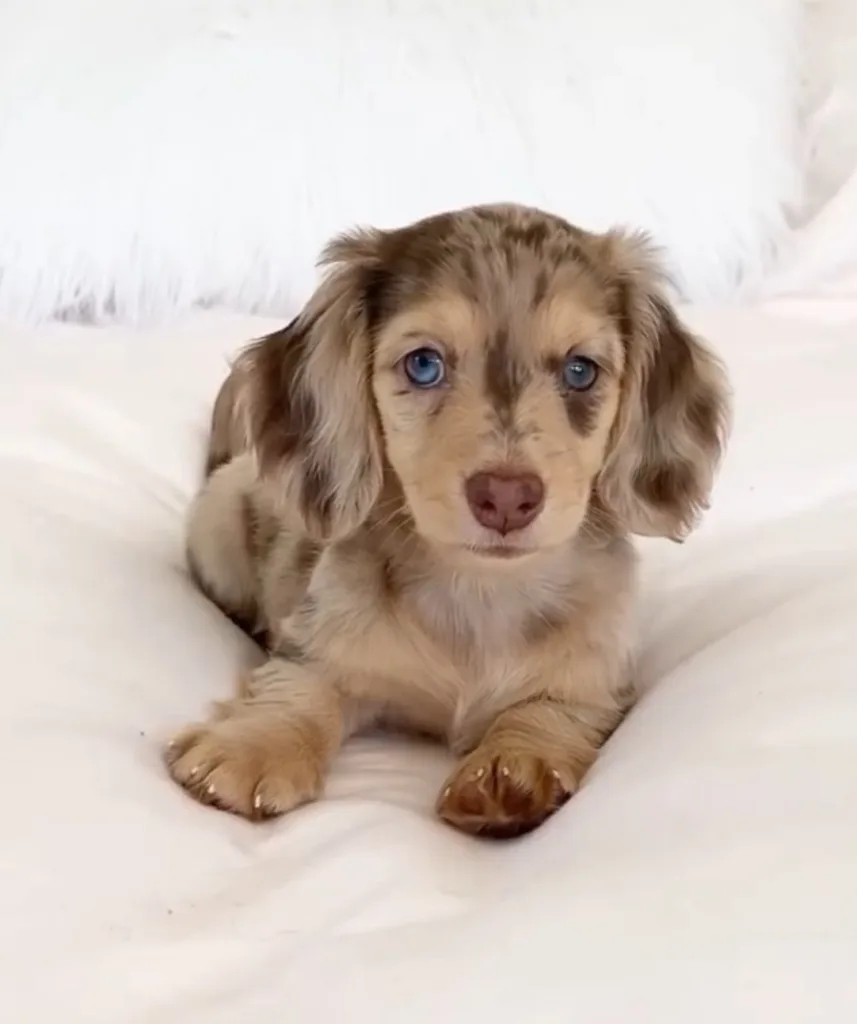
189;766;199;778
253;793;263;810
551;770;561;781
442;786;452;799
500;766;511;777
207;784;216;796
473;767;486;780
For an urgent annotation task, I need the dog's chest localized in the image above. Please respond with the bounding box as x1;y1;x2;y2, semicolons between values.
409;565;567;673
300;550;577;740
372;569;568;739
409;572;540;658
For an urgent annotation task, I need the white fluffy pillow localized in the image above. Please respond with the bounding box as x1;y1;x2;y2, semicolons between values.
802;0;857;215
0;0;802;324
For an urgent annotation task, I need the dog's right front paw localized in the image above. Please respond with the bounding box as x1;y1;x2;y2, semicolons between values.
164;714;325;821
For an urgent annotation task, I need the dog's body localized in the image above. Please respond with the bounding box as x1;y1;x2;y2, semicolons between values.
166;204;730;837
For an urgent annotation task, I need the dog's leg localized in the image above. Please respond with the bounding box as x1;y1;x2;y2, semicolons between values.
164;658;359;820
436;698;620;838
185;455;266;636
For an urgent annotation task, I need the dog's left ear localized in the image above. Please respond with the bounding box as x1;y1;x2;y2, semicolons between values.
595;231;731;541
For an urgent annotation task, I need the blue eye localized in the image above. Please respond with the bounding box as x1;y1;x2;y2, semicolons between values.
562;354;598;391
403;347;446;389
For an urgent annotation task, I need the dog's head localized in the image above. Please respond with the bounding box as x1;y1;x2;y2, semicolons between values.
234;204;730;562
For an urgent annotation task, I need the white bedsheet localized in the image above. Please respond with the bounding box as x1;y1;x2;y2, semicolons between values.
1;281;857;1020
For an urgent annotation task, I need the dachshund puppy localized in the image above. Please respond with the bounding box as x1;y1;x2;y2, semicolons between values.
165;203;730;838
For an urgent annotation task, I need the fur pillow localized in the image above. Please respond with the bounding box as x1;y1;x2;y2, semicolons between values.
802;0;857;216
0;0;802;324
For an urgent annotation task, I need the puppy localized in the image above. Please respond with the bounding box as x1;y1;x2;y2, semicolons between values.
165;203;730;838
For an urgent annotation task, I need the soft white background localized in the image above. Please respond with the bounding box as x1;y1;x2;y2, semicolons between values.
0;0;801;323
803;0;857;215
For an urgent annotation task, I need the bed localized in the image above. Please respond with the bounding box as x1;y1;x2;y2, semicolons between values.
1;2;857;1021
1;177;855;1019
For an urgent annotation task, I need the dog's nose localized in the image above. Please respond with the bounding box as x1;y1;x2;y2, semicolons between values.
464;471;545;534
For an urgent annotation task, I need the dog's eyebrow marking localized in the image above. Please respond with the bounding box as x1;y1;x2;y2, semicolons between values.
398;332;458;369
484;328;529;425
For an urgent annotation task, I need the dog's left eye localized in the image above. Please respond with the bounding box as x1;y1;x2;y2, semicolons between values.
403;347;446;389
562;354;599;391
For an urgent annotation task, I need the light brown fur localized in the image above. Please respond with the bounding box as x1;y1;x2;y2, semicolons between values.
166;203;730;838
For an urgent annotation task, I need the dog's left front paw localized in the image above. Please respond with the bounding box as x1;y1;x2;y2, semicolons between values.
436;743;575;839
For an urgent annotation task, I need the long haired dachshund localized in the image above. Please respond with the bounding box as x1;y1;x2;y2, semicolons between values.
165;204;730;838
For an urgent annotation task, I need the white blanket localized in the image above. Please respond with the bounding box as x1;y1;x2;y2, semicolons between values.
2;219;857;1019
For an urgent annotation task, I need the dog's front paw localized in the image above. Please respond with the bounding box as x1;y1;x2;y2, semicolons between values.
164;715;325;820
436;742;575;839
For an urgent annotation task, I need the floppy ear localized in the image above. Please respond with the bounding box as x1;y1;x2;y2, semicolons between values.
595;231;731;541
234;228;387;541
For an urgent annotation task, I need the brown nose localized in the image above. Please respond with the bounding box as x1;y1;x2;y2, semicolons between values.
464;471;545;534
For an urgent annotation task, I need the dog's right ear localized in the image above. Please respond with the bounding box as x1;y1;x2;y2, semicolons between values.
231;229;388;542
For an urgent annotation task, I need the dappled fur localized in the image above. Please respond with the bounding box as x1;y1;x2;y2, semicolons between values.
167;203;730;838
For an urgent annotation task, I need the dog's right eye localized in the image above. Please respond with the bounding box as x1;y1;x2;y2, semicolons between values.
402;347;446;389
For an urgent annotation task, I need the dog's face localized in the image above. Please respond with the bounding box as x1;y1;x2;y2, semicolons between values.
370;230;626;560
236;205;729;560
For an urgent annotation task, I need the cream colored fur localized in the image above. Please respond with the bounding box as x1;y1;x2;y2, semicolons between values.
165;204;730;838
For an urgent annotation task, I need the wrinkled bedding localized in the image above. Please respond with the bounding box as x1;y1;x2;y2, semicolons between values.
2;180;857;1022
